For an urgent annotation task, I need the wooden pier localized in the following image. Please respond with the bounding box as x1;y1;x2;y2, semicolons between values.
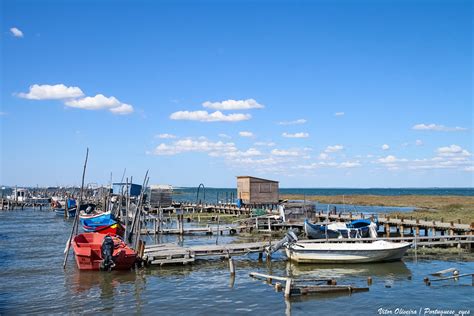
144;241;270;265
148;202;473;238
143;233;473;265
0;198;49;210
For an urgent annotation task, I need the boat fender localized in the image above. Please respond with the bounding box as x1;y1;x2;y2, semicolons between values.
100;236;116;271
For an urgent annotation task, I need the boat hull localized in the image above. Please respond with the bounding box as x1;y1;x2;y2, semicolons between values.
54;208;76;217
286;241;411;263
83;223;125;237
72;233;136;271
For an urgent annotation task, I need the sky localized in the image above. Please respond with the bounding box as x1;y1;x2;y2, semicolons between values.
1;0;472;188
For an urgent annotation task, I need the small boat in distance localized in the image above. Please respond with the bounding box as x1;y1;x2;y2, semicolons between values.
72;233;136;271
53;198;77;217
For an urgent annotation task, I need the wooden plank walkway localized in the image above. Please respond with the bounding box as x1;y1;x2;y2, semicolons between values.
148;202;473;234
140;226;237;235
144;241;270;265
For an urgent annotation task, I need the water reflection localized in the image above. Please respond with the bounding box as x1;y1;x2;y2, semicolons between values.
70;270;142;294
286;260;412;280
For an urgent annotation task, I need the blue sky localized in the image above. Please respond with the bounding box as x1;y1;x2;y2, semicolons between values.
1;0;472;188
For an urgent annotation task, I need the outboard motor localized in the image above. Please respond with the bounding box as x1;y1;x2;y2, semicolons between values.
266;230;299;256
100;236;116;271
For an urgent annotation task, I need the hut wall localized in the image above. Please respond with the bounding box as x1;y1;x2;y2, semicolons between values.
237;177;279;204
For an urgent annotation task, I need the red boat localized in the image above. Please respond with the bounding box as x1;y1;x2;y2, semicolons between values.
83;223;125;237
72;233;137;271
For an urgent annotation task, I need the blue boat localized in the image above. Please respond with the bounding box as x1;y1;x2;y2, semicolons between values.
54;207;77;218
81;217;118;231
304;218;378;239
79;211;115;227
54;198;77;217
303;219;342;239
347;219;377;238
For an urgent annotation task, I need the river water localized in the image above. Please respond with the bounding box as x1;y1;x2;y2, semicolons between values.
0;207;472;315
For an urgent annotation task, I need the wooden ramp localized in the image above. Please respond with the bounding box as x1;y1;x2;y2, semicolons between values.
144;241;270;265
144;243;195;265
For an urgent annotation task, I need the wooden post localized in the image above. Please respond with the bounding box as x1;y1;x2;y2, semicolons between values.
367;277;372;285
275;282;282;292
284;278;292;298
229;257;235;276
385;224;390;237
267;217;271;232
63;148;89;269
400;225;404;237
64;198;68;219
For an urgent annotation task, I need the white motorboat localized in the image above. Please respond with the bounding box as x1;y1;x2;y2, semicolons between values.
267;231;411;264
286;240;411;263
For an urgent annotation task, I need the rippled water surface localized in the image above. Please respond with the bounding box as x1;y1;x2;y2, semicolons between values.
0;208;473;315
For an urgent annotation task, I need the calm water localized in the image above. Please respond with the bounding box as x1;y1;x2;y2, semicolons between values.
0;208;473;315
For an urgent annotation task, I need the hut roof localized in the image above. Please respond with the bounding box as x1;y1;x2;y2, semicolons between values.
236;176;279;183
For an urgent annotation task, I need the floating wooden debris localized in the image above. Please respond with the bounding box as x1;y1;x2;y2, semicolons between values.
425;273;474;286
249;272;369;297
430;267;458;277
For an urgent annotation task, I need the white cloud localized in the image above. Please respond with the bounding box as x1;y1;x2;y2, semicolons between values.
170;110;250;122
109;103;133;115
412;123;467;132
0;112;6;116
213;148;262;158
382;144;390;150
324;145;344;153
10;27;23;38
65;94;134;114
238;148;262;157
153;139;237;156
218;133;231;139
254;141;276;147
18;84;84;100
18;84;134;115
278;119;307;125
318;153;329;160
334;112;345;116
282;132;309;138
465;166;474;172
415;139;423;146
239;131;253;137
338;161;361;168
65;94;120;109
378;155;398;163
271;149;299;156
202;99;263;110
156;133;177;139
295;160;360;170
436;145;471;157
